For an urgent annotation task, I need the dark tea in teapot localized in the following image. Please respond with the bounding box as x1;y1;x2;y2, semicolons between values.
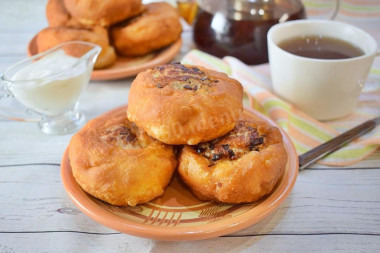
193;0;306;65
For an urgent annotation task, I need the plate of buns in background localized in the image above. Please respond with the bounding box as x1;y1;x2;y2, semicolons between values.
61;63;299;241
28;0;183;80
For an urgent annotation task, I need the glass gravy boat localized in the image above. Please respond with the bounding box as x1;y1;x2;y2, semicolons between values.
0;41;101;135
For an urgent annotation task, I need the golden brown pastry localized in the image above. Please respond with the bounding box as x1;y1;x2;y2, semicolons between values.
178;115;288;204
68;107;177;206
63;0;143;27
111;2;182;57
36;26;117;69
46;0;82;27
127;63;244;145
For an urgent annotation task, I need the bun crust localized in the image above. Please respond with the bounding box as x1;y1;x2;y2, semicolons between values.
63;0;143;27
127;63;244;145
68;107;177;206
111;2;182;56
178;113;288;204
36;26;117;69
46;0;81;27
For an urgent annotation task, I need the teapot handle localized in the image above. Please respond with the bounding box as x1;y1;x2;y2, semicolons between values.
0;78;42;122
330;0;341;20
304;0;341;20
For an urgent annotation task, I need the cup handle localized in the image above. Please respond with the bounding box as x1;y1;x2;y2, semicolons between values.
0;81;42;122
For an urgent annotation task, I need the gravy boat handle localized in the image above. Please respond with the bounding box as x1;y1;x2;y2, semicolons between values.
0;77;42;122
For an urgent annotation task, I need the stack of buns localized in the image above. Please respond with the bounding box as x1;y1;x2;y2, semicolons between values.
68;63;288;206
34;0;182;69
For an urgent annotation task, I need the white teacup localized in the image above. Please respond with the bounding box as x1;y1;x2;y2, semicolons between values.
267;20;378;121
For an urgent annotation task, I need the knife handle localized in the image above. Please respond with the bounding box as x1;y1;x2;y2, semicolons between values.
298;117;380;170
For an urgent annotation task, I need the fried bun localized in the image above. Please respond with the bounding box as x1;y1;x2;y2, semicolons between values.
68;107;177;206
36;26;117;69
127;63;244;145
46;0;82;27
178;116;288;204
111;2;182;57
63;0;143;27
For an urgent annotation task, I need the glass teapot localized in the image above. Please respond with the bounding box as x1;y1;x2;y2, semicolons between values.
193;0;307;65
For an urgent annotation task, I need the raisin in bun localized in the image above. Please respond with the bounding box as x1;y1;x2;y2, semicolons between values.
68;107;177;206
36;26;117;69
111;2;182;57
63;0;143;27
178;112;288;204
127;63;244;145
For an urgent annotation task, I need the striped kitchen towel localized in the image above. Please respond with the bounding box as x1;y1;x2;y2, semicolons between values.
181;49;380;166
303;0;380;19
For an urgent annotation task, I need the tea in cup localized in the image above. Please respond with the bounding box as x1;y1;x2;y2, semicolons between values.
0;41;101;134
267;20;378;120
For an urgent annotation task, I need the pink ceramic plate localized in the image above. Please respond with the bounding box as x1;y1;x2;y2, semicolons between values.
28;36;182;80
61;106;298;241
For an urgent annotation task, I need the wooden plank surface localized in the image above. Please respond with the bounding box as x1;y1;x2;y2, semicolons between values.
1;165;379;252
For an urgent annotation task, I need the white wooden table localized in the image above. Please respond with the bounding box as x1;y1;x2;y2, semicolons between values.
1;1;379;252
